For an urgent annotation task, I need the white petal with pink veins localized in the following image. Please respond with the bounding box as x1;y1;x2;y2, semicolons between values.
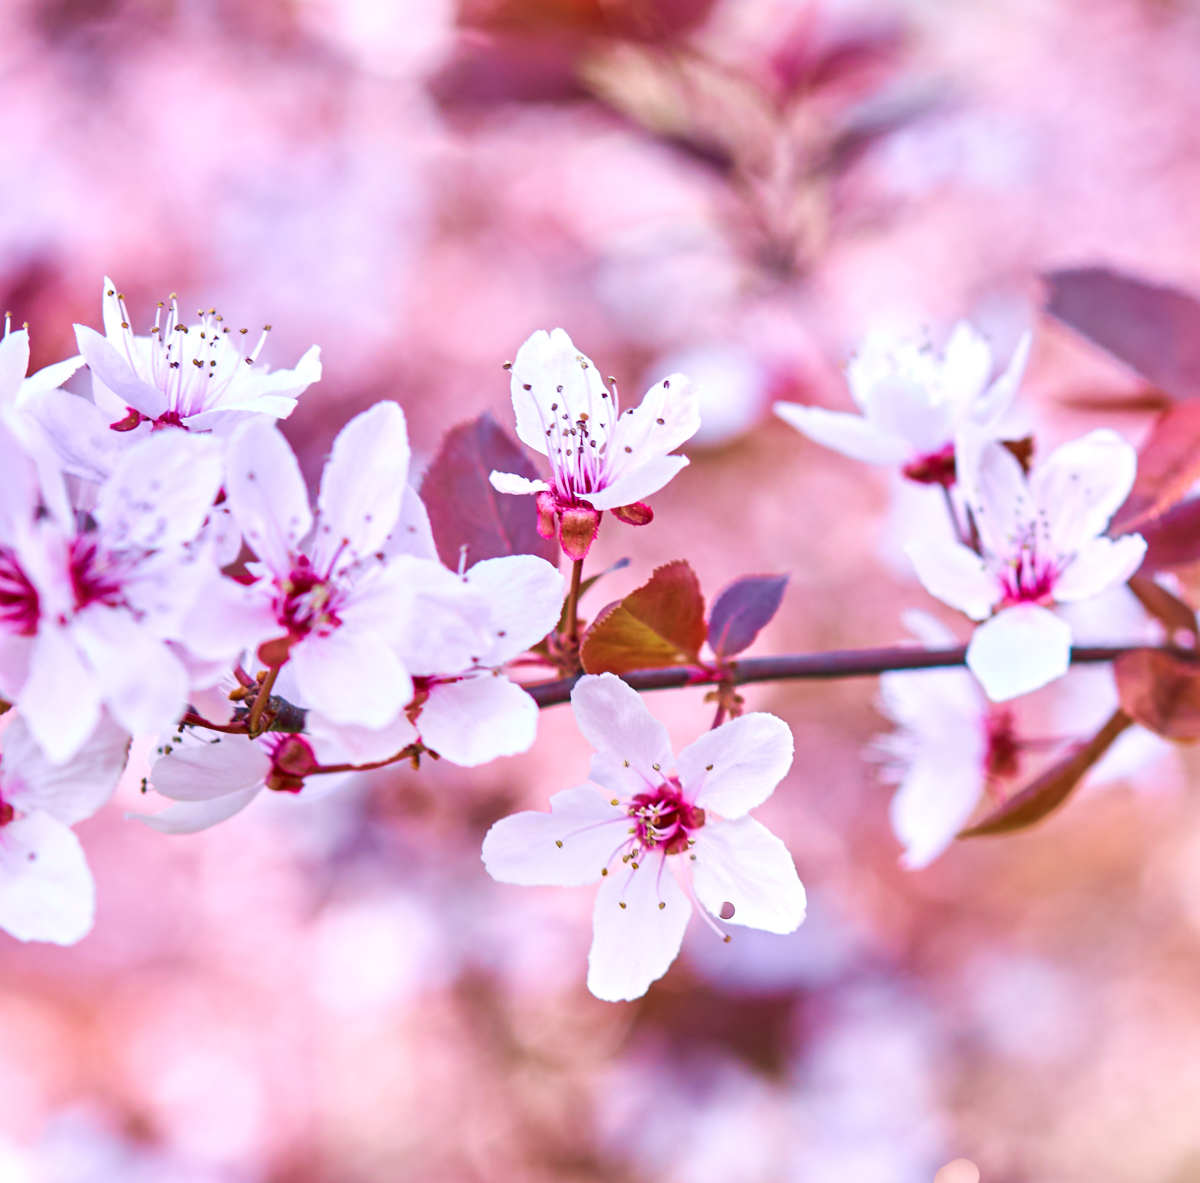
906;539;1000;621
677;713;794;818
419;674;537;766
313;401;410;573
889;748;985;870
129;788;261;835
1054;534;1147;602
19;389;120;482
966;604;1073;701
1031;429;1137;554
379;556;489;676
182;577;280;661
289;628;413;729
587;852;691;1001
482;785;627;887
488;471;550;496
465;555;564;666
773;403;911;465
383;485;439;561
860;375;956;456
582;453;689;511
149;733;271;802
691;816;806;934
95;431;223;551
19;625;102;765
570;673;674;783
0;813;95;944
225;420;313;577
2;715;128;825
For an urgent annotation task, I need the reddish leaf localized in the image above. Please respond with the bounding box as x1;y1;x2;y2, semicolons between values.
1110;402;1200;534
1138;498;1200;573
707;574;789;660
958;710;1132;838
420;414;557;569
1044;267;1200;399
1127;575;1198;642
581;560;705;675
1115;649;1200;741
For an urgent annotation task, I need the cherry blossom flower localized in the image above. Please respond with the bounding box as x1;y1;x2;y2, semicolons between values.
0;714;128;943
0;423;225;763
906;429;1146;700
187;404;490;731
774;323;1029;486
489;328;699;559
874;615;1017;867
34;278;321;479
411;554;564;766
482;673;805;1001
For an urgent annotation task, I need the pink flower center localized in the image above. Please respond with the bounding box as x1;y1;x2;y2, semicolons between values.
69;538;127;612
628;779;705;856
278;556;341;639
0;549;39;636
0;793;13;828
997;543;1059;606
902;442;957;487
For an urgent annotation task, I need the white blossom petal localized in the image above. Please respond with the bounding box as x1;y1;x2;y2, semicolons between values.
972;331;1030;425
1054;534;1147;602
889;750;985;870
149;733;271;801
129;788;261;834
73;325;166;421
0;813;95;944
383;485;440;560
677;713;793;818
509;328;609;456
905;539;1000;621
289;628;413;728
19;625;103;765
419;673;538;766
606;373;700;461
860;376;956;455
0;328;31;404
1031;429;1138;553
958;437;1033;558
225;420;312;577
95;431;223;551
587;852;691;1001
465;554;564;666
691;816;806;934
488;471;550;497
570;674;674;783
313;401;410;571
18;389;120;482
482;785;626;886
773;402;911;465
305;711;419;765
966;604;1072;701
2;715;128;825
582;454;690;511
939;322;994;408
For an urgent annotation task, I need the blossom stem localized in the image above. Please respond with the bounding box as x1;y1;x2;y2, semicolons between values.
312;744;423;775
524;643;1179;709
563;557;585;653
180;711;249;735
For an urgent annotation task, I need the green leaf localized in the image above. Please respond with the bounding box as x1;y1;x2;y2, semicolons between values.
580;560;706;675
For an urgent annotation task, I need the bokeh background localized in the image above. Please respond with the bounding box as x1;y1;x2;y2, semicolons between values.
4;0;1200;1179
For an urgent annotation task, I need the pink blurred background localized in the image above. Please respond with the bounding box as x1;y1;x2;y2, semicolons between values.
4;1;1200;1179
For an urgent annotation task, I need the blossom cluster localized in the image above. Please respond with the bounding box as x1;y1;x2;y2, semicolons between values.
0;280;1168;1003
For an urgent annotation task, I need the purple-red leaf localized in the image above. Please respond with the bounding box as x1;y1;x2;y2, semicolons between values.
707;574;789;660
420;413;557;569
958;710;1132;838
1137;498;1200;573
1044;267;1200;399
581;560;706;675
1110;402;1200;534
1115;649;1200;741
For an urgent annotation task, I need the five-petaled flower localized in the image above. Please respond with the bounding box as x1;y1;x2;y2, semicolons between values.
34;277;321;481
0;713;128;943
489;328;699;559
482;673;806;1001
774;322;1029;486
906;429;1147;701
